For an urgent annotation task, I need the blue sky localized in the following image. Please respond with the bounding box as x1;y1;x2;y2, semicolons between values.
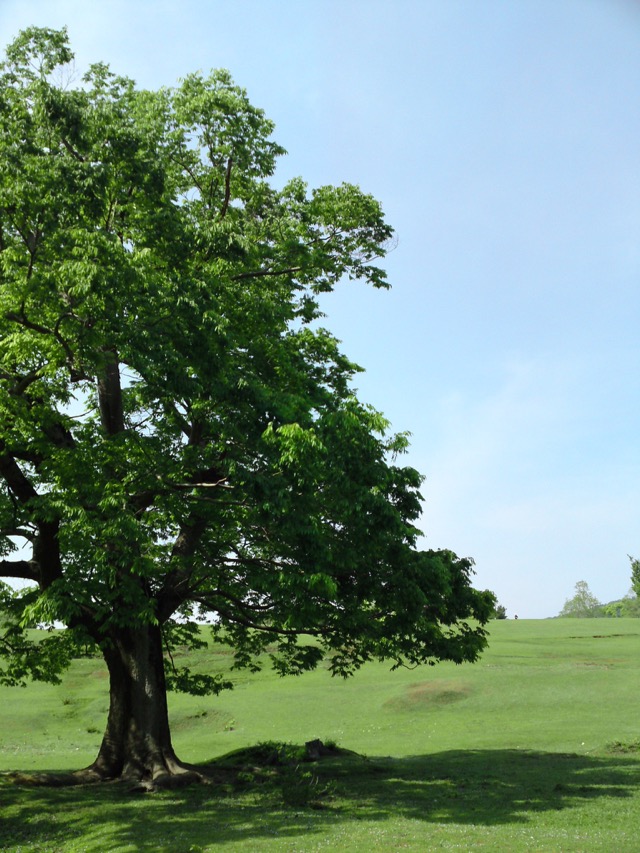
2;0;639;617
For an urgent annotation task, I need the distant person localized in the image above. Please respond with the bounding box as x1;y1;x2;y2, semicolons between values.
514;614;518;620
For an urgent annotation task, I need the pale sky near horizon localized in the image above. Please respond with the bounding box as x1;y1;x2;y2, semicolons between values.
1;0;639;618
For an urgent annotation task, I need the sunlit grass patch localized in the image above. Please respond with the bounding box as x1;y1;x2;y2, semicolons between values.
2;618;640;850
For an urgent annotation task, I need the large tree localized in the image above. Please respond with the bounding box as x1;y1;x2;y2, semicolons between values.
0;28;494;788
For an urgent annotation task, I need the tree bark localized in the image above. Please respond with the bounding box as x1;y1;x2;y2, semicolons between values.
83;624;199;787
97;350;124;436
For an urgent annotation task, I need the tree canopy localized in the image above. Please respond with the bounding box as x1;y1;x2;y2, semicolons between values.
0;28;494;786
601;557;640;618
631;556;640;599
558;581;603;619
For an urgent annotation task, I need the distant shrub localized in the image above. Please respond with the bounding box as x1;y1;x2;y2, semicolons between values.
602;592;640;618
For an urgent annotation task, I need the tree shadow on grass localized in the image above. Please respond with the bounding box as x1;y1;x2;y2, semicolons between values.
328;748;640;826
1;749;639;851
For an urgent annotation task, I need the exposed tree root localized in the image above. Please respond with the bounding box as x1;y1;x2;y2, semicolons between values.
4;765;211;792
4;771;89;787
128;770;207;793
4;739;354;792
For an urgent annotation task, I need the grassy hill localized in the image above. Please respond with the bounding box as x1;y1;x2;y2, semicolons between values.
2;618;640;851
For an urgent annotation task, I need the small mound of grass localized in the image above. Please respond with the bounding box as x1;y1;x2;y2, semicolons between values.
202;740;347;809
211;738;353;768
384;679;472;711
212;740;308;767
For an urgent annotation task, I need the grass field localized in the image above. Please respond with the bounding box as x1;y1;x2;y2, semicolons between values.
1;618;640;851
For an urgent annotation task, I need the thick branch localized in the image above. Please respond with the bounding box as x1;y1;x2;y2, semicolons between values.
42;421;75;450
33;519;63;589
157;518;208;621
0;559;39;582
0;444;38;504
4;311;52;336
2;368;43;397
8;448;44;466
60;136;86;162
0;527;33;540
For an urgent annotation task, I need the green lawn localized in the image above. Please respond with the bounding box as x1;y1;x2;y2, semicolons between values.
2;618;640;851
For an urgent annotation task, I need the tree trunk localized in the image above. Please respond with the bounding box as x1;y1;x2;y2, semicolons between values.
83;624;198;788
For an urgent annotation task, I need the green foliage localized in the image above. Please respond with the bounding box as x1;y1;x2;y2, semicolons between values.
491;603;507;619
631;555;640;598
579;559;640;618
0;582;81;685
602;591;640;619
0;27;493;704
558;581;603;618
